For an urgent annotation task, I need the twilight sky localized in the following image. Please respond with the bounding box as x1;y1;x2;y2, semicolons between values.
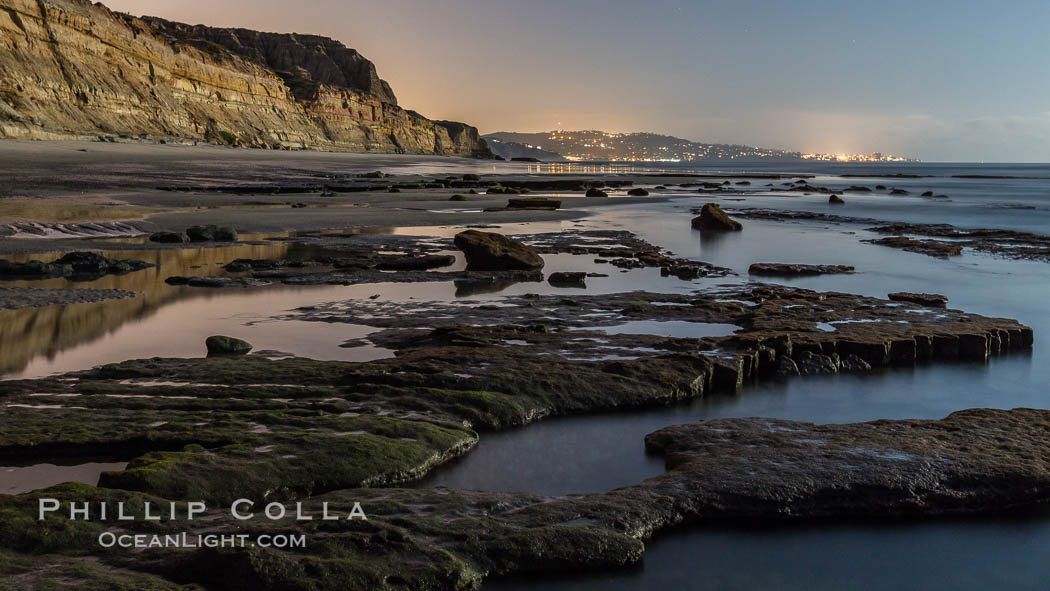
104;0;1050;162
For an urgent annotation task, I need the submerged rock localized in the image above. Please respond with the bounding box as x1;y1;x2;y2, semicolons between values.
748;263;854;276
888;292;949;308
865;236;963;258
454;230;545;271
204;335;253;355
691;203;743;231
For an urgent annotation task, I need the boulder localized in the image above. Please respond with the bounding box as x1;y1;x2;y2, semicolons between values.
775;356;800;377
796;351;839;375
840;354;873;372
185;225;217;242
627;188;649;196
691;203;742;231
890;188;909;195
585;188;608;197
205;335;253;355
829;194;845;204
213;227;238;241
548;272;587;288
449;194;467;201
888;292;949;308
149;231;189;243
454;230;545;271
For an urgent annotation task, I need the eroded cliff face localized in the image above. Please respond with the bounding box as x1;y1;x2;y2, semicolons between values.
0;0;492;156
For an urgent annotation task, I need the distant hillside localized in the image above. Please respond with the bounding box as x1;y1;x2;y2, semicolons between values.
484;131;802;162
485;131;802;162
483;138;568;162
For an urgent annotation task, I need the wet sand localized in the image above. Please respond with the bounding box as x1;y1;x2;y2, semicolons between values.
0;140;673;254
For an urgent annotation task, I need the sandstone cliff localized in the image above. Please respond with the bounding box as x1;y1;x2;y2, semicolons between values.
0;0;492;156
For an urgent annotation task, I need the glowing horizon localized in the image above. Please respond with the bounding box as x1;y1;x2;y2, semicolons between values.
101;0;1050;162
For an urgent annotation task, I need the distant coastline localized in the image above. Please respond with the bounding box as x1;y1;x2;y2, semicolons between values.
483;130;918;164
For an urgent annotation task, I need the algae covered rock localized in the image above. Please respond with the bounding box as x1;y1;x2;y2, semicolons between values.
205;335;253;355
548;272;587;288
454;230;545;271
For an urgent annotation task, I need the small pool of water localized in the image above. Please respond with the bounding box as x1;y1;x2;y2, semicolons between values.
0;461;128;494
582;320;739;339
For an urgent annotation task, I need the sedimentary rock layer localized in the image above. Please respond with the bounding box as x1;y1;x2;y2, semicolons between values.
0;0;491;156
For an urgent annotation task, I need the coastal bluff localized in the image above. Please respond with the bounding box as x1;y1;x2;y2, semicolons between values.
0;0;492;156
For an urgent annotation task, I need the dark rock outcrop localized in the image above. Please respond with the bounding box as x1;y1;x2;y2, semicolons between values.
454;230;545;271
626;188;649;196
548;272;587;288
586;188;609;197
748;263;854;276
829;194;845;204
691;203;742;231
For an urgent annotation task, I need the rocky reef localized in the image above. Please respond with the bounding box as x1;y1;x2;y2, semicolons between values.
0;0;492;156
0;286;1036;589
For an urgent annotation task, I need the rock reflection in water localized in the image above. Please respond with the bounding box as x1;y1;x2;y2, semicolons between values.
0;237;403;378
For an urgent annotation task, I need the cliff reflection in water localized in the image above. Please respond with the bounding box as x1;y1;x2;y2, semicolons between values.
0;239;313;377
